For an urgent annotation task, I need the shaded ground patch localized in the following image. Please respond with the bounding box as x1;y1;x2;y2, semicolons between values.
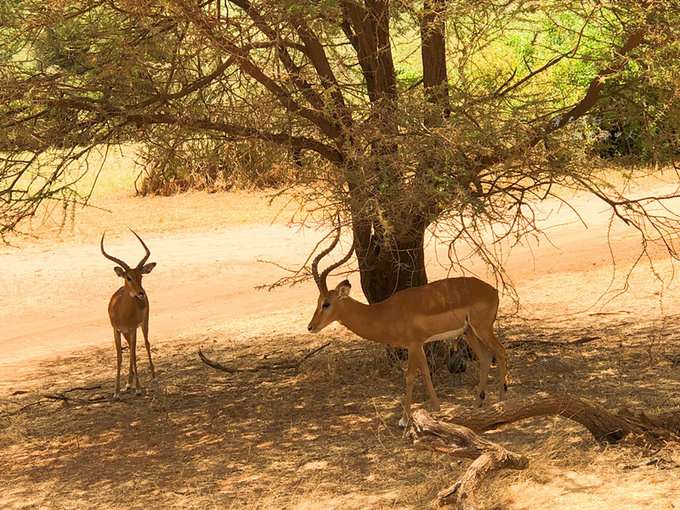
2;313;680;509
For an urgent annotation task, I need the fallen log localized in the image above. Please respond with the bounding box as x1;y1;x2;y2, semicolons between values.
405;409;528;509
405;393;680;508
433;392;680;443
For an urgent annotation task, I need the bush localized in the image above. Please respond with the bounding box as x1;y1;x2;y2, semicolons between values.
136;137;301;195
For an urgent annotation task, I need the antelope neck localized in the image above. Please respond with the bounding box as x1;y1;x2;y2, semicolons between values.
336;297;389;344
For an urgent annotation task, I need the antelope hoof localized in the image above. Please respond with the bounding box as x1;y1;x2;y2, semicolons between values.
503;382;509;394
135;389;143;397
398;415;409;429
113;392;121;401
125;383;132;392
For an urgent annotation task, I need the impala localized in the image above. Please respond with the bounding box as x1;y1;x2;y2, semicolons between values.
101;230;157;399
307;229;507;427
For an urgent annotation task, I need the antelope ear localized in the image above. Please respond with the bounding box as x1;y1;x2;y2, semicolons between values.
141;262;156;274
336;279;351;298
114;267;126;277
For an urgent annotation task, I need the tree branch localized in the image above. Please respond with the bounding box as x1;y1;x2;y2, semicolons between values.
535;28;646;142
227;0;329;112
405;409;529;509
123;111;344;162
166;0;341;139
287;13;352;130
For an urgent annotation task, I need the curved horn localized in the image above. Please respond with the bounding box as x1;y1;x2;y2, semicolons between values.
129;228;151;269
319;243;354;289
311;223;354;293
311;225;341;291
100;231;131;271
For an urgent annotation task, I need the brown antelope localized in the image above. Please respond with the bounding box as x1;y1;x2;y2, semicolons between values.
307;229;507;427
101;230;157;400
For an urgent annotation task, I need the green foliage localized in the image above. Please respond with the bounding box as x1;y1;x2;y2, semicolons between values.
2;0;680;281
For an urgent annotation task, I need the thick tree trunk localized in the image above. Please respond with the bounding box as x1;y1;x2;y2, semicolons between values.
354;222;428;304
421;0;449;125
342;0;456;365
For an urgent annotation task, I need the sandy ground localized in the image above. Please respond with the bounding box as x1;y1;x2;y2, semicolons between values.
1;177;680;509
1;179;676;380
0;191;322;386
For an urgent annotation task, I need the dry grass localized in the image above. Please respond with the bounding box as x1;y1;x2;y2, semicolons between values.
1;308;680;509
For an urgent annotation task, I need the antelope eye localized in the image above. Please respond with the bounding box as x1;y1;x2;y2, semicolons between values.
126;276;132;281
322;301;330;309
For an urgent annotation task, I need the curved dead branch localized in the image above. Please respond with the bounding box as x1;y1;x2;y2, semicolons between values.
406;393;680;508
198;342;330;373
431;392;680;444
405;409;528;509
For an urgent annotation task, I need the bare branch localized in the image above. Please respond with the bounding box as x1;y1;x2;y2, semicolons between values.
198;342;331;373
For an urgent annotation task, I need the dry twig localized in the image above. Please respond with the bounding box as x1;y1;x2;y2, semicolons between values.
506;336;600;350
1;384;108;417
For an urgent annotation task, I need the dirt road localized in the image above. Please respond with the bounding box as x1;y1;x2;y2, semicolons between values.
0;223;322;378
1;181;677;385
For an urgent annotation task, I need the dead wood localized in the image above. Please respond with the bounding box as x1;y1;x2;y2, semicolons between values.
405;409;528;509
431;392;680;444
198;342;331;374
506;336;600;350
406;393;680;508
618;457;679;470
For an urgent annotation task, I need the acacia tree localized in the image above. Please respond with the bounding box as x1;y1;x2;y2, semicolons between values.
2;1;680;302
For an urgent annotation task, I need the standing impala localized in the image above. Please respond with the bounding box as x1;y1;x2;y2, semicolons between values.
101;230;157;399
307;229;508;427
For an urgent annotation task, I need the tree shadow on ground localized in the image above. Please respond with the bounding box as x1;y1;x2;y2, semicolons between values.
1;314;680;509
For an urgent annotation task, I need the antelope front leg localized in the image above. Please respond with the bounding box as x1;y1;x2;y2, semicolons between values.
399;350;419;429
126;332;134;392
141;314;155;379
124;330;142;396
414;345;440;412
113;330;123;400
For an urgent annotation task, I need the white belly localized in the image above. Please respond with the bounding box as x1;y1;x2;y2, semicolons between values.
425;327;466;343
